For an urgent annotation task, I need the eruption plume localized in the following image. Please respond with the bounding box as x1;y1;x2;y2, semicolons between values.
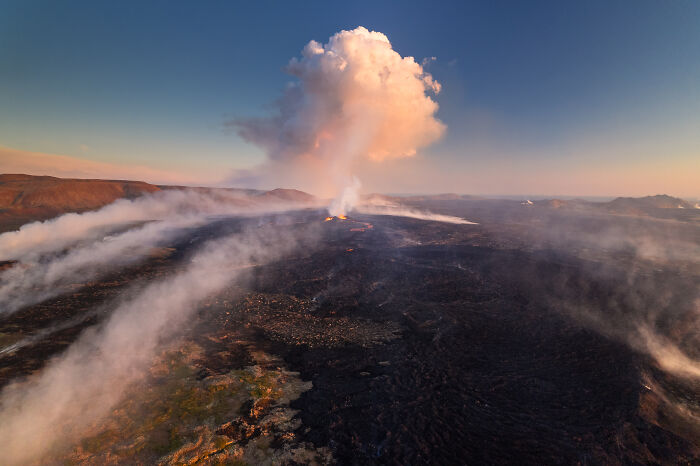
328;177;361;218
232;26;445;216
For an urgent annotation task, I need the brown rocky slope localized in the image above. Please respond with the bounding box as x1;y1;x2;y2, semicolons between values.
0;174;160;231
0;174;318;232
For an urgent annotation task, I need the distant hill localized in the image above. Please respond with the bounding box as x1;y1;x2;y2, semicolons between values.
255;188;317;204
0;174;317;232
530;194;698;219
0;174;159;211
0;174;160;231
533;198;594;210
605;195;694;213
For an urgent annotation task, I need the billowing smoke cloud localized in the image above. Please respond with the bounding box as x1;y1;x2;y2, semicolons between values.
0;219;317;465
232;26;445;215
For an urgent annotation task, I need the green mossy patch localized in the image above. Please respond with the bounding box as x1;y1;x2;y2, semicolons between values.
56;342;331;465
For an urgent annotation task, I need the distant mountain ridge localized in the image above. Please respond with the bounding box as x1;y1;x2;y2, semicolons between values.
0;174;317;232
1;174;696;231
0;174;159;211
530;194;696;214
255;188;317;203
366;191;698;223
606;194;695;211
513;194;700;225
0;174;160;230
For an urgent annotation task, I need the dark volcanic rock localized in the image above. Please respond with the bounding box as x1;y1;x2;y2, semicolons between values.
1;204;698;464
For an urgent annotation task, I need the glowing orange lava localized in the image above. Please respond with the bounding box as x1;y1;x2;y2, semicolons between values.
324;217;333;222
338;215;347;220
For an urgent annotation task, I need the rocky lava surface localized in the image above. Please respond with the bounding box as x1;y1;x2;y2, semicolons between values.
0;204;699;465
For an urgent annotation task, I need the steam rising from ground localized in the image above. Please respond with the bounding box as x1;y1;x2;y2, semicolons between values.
0;189;249;261
571;295;700;383
357;205;477;224
0;217;194;314
232;26;445;215
530;215;700;385
356;196;477;224
0;190;315;315
0;219;316;465
637;324;700;379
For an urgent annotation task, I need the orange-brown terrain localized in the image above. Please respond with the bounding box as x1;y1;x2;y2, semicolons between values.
0;174;160;231
0;174;322;233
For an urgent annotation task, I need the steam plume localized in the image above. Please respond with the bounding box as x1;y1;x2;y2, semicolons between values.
328;177;361;217
232;26;445;215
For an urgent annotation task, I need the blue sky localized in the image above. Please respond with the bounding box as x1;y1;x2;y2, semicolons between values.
1;0;698;196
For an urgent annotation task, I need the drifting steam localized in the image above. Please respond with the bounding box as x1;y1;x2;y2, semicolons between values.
529;216;700;384
0;216;215;315
232;26;445;215
0;189;252;261
637;324;700;380
356;195;477;224
357;205;477;224
0;218;185;315
0;220;316;465
0;189;315;315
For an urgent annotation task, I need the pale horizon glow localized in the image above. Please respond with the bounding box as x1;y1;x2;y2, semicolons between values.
1;144;698;200
0;146;222;186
